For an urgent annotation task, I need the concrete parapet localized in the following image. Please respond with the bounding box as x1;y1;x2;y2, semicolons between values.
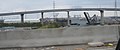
0;25;119;48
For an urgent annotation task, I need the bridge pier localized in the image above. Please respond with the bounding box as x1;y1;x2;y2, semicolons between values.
100;10;104;25
67;11;70;27
20;14;24;23
41;12;44;25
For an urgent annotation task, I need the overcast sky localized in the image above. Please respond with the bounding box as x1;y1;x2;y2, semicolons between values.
0;0;120;21
0;0;119;12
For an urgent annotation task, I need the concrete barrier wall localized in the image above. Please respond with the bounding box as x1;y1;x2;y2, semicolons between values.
0;25;119;48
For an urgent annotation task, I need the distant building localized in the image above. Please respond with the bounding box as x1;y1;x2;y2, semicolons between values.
4;19;40;23
70;17;87;26
0;19;4;23
40;18;65;23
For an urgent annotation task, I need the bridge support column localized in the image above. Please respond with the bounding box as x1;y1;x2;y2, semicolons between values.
20;14;24;23
41;12;44;25
67;11;70;27
100;10;104;25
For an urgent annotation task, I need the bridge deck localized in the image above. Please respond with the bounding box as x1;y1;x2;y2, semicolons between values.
0;8;120;16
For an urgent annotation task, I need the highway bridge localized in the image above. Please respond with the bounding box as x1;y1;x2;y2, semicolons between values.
0;8;120;25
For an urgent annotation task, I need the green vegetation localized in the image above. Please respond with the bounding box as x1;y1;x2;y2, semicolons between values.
0;23;42;27
41;22;66;28
0;22;67;28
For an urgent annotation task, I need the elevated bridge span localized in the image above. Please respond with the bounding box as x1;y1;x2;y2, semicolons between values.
0;8;120;16
0;8;120;25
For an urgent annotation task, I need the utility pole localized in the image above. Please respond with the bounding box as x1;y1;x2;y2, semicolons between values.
114;0;118;16
53;0;55;10
114;0;120;41
53;0;56;22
